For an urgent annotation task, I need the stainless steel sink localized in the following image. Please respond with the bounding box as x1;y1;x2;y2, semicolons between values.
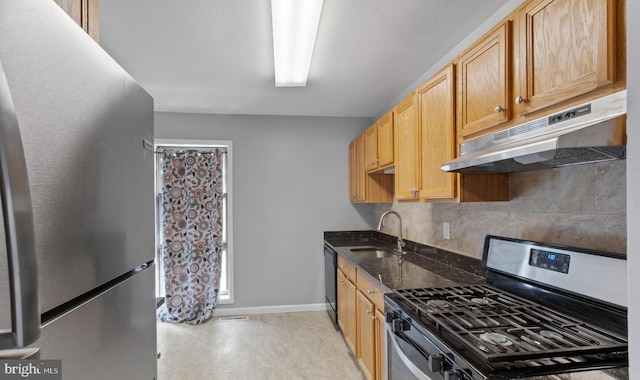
350;247;397;258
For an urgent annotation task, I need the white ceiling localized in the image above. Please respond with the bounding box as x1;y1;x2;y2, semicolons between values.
101;0;511;118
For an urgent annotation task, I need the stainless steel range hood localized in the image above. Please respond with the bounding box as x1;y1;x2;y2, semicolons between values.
441;90;627;173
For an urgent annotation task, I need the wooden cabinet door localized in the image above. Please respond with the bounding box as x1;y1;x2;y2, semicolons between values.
365;125;379;172
345;277;357;354
457;22;510;137
374;308;386;380
355;134;366;202
416;64;456;200
337;269;356;353
377;113;394;168
349;140;358;203
53;0;99;42
357;291;376;380
515;0;616;115
337;269;348;334
393;94;419;200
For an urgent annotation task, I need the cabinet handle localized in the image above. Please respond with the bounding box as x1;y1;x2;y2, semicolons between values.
494;106;504;113
515;96;525;104
410;188;418;196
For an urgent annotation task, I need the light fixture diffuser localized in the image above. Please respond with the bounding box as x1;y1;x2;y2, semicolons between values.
271;0;324;87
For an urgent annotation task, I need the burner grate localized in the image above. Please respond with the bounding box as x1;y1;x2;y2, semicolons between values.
394;285;628;363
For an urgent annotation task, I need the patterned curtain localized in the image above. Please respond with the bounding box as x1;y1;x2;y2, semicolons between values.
157;148;224;324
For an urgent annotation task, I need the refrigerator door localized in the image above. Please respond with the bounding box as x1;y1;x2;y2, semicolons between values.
0;0;155;318
0;61;40;349
33;266;157;380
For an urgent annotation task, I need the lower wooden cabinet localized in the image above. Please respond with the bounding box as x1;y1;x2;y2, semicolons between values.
375;308;386;380
357;291;376;380
337;254;387;380
337;268;357;353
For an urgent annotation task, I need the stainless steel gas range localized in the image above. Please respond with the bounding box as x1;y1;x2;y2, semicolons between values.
384;235;628;380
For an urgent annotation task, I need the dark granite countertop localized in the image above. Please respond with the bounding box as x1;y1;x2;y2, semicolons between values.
325;230;485;292
324;230;629;380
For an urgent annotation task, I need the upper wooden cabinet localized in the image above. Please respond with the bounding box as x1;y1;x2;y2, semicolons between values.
412;65;510;203
376;112;394;169
417;64;457;200
514;0;617;115
349;136;365;203
365;112;394;173
393;94;419;200
53;0;100;42
457;22;511;138
456;0;623;140
364;124;378;172
349;133;393;204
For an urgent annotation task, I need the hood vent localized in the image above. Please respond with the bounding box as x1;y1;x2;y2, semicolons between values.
441;91;627;173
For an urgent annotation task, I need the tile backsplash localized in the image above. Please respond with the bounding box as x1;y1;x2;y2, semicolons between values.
373;161;626;260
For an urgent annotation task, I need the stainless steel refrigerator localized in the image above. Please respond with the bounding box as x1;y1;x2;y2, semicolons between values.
0;1;157;379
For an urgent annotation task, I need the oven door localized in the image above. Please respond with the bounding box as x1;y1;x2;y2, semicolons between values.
386;324;439;380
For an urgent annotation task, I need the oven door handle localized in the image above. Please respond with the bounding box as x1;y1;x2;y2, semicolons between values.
386;324;433;380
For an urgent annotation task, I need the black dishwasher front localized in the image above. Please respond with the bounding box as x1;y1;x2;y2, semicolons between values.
323;243;338;328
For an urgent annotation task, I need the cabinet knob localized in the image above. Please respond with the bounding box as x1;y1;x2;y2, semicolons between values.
515;96;525;104
371;315;376;321
366;309;371;315
494;105;504;113
367;290;373;295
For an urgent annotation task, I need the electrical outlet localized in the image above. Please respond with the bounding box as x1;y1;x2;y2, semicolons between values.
443;222;451;240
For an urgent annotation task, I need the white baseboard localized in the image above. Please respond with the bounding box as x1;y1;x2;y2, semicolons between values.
212;303;329;317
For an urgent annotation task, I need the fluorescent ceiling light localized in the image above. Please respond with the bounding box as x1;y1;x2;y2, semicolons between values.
271;0;324;87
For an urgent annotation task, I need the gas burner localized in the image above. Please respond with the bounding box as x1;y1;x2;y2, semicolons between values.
477;332;517;353
426;300;449;309
471;297;490;306
540;330;563;340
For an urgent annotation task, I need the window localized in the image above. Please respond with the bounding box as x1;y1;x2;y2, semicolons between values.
154;139;234;304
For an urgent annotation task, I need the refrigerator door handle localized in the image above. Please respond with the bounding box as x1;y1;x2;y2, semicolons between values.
0;60;41;349
0;347;40;360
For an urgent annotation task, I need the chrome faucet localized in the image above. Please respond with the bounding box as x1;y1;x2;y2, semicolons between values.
377;210;406;254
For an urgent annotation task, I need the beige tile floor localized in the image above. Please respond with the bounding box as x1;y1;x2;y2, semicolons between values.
157;311;366;380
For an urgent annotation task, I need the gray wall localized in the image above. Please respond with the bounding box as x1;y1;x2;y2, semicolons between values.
374;162;626;259
627;0;638;374
155;112;374;310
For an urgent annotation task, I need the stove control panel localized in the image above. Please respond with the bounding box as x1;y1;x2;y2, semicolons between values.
529;248;570;274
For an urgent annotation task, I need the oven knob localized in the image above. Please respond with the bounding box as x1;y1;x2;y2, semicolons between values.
444;370;463;380
391;318;410;332
385;312;395;323
428;354;443;372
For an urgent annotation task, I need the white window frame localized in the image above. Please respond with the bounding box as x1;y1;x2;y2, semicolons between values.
154;138;234;305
